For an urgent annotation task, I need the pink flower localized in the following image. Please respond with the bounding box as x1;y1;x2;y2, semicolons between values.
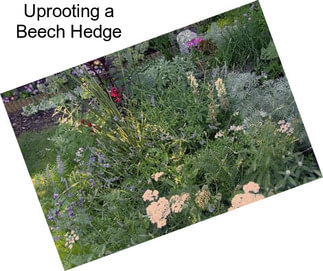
186;37;204;48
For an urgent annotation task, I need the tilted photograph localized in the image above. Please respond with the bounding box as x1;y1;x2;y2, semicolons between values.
1;2;321;269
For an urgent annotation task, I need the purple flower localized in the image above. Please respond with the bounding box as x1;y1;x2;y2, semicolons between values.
89;179;96;188
67;205;73;212
24;84;34;93
186;37;204;49
77;197;85;206
243;13;247;17
68;211;75;218
53;193;59;200
53;236;61;241
55;201;63;206
47;214;54;221
2;97;9;103
67;205;75;218
54;210;60;217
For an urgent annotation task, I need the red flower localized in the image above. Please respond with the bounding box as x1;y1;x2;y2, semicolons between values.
88;122;92;128
114;97;122;103
80;119;86;125
110;87;120;98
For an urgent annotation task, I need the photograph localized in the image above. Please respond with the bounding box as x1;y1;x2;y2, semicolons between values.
1;1;321;269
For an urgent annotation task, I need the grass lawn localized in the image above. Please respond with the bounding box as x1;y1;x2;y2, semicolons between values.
17;126;58;177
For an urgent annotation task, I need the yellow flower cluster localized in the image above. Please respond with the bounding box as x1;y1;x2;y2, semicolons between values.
151;172;164;182
215;130;224;138
187;72;199;96
170;193;190;213
207;88;218;124
194;187;211;210
228;181;265;211
64;230;79;249
278;120;294;135
142;189;159;202
215;78;229;110
146;197;171;228
143;190;190;228
229;125;244;132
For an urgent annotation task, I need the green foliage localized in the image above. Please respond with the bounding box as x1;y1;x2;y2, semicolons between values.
243;120;320;193
257;41;284;79
113;41;149;70
215;4;250;29
205;2;272;69
149;33;177;60
49;123;96;174
18;127;58;176
22;92;74;116
183;134;247;200
132;56;197;90
224;72;299;123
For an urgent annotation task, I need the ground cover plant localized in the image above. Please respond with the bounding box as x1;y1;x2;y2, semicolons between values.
1;1;321;269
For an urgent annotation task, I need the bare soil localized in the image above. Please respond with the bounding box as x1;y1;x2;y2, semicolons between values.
7;109;60;137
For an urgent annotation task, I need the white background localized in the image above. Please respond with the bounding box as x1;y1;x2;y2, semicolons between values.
0;0;322;270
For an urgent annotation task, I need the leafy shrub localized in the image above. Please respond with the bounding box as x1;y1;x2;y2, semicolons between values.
242;120;320;193
224;72;299;123
257;41;284;79
132;56;197;90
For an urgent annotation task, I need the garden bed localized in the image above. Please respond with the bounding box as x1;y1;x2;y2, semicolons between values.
8;108;59;137
4;93;51;113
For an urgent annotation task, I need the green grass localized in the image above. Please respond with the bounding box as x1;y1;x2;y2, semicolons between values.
17;127;58;177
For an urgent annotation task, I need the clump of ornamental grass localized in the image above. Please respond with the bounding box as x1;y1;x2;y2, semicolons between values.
72;72;146;154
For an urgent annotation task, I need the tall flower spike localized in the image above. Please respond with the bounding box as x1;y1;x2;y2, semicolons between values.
207;85;218;125
215;78;229;111
187;72;199;96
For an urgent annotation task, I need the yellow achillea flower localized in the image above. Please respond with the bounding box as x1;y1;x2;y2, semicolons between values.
64;230;79;250
170;193;190;213
228;181;265;211
195;188;211;210
146;197;171;228
142;189;159;202
143;190;190;228
151;172;164;182
242;181;260;193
